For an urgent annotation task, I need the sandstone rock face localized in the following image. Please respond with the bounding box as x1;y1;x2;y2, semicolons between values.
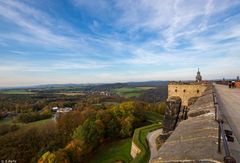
162;96;182;134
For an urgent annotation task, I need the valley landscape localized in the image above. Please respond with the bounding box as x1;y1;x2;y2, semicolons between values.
0;0;240;163
0;82;167;162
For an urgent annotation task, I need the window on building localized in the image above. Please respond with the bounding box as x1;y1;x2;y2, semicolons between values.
197;90;200;93
183;89;186;92
175;89;177;92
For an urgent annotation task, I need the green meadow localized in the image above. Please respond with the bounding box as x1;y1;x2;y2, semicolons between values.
89;138;132;163
0;89;35;94
113;87;155;98
0;118;53;129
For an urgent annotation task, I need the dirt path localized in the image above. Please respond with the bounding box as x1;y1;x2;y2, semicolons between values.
147;128;162;163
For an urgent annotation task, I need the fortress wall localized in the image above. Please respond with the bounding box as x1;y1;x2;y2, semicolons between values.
152;85;223;163
130;141;141;158
168;84;208;106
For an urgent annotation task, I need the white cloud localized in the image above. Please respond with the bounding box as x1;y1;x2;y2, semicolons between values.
0;0;240;86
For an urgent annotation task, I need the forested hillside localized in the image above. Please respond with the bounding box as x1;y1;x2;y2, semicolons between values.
0;83;167;162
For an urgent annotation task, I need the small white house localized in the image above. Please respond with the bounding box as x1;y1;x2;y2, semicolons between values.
57;107;73;113
53;107;73;121
52;107;59;111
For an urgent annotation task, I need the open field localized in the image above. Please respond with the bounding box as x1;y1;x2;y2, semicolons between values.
0;89;35;94
89;138;132;163
113;87;156;98
132;124;162;163
54;92;85;96
0;118;54;136
0;118;53;128
101;101;119;105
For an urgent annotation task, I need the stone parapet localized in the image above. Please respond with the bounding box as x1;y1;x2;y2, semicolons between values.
168;81;208;85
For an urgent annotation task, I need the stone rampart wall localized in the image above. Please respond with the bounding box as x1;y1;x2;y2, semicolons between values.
130;141;141;158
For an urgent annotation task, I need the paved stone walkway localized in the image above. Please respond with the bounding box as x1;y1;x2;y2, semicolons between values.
147;128;162;163
214;84;240;161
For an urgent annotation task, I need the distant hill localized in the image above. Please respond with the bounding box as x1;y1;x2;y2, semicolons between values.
1;81;168;90
127;81;168;87
137;86;168;103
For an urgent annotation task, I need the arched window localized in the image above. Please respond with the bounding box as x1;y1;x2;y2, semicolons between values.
197;90;200;93
175;89;177;92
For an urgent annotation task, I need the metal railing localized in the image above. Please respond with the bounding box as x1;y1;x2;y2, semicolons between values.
213;91;236;163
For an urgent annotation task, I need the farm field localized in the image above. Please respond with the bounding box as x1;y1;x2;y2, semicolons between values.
113;87;156;98
54;92;85;96
89;138;132;163
0;89;35;94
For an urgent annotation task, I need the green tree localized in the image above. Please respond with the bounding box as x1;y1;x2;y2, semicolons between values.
120;115;135;137
38;151;56;163
80;118;100;144
57;111;84;143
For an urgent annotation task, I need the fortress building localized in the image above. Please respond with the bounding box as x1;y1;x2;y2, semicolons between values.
168;69;207;107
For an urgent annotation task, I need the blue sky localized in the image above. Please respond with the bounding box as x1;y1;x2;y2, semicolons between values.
0;0;240;87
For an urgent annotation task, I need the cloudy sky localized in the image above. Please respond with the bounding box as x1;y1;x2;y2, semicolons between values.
0;0;240;87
